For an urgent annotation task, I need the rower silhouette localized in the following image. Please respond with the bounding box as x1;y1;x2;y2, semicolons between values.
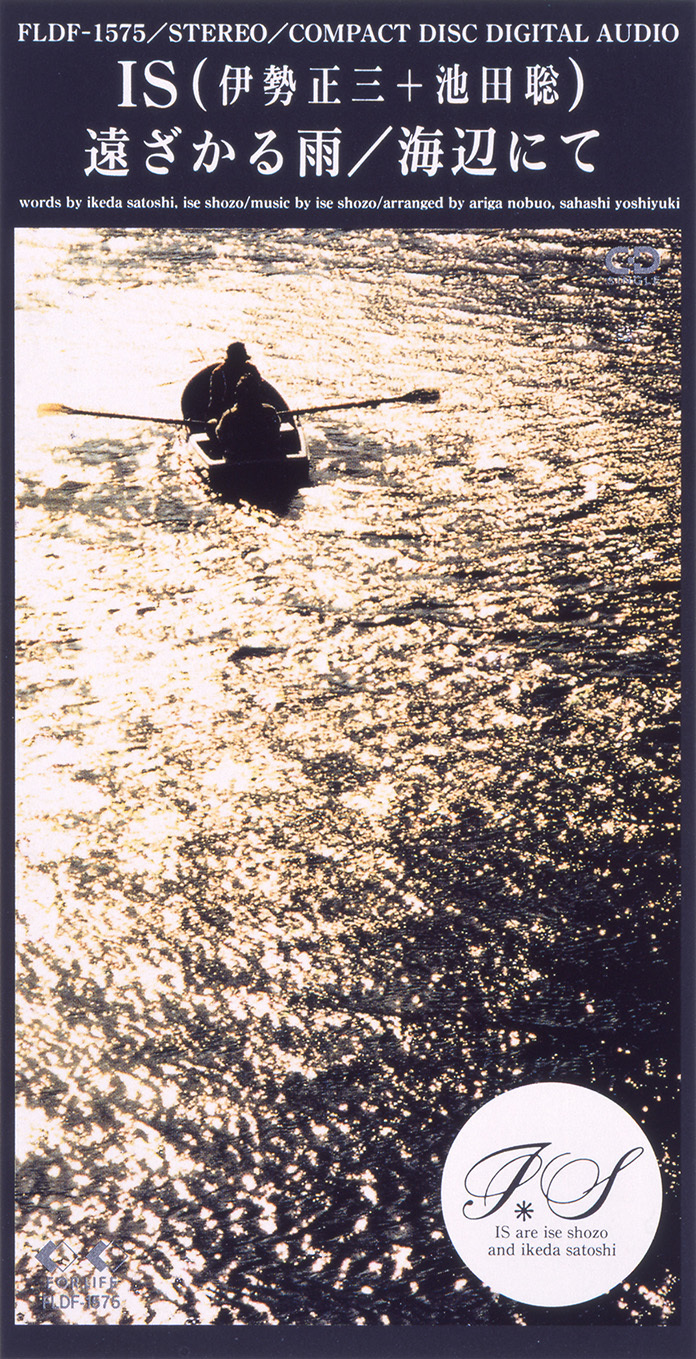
213;371;283;461
181;342;289;429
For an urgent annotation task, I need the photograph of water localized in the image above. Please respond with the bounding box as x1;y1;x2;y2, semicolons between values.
14;226;680;1326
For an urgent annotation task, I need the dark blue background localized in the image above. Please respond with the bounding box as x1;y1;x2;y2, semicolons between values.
1;0;693;226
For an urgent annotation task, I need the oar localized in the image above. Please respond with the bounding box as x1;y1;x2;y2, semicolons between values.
287;387;439;417
37;402;195;427
37;387;439;426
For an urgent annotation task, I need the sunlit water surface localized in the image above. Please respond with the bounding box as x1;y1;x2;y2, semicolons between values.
15;227;680;1326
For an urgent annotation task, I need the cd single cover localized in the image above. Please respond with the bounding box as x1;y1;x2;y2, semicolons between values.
1;2;693;1355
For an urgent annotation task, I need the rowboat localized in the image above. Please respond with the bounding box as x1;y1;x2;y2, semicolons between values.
182;366;311;505
188;421;311;504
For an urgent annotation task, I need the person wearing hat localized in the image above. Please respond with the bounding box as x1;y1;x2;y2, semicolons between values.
181;340;261;426
207;342;261;421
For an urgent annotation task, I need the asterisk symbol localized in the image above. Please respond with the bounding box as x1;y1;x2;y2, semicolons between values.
515;1200;534;1220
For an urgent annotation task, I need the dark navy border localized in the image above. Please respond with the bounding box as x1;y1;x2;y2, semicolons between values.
1;2;694;1356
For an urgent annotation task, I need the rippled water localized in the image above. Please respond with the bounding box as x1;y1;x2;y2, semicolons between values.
15;227;680;1327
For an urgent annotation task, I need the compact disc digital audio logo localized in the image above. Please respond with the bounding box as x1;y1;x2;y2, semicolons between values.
605;245;661;278
441;1083;663;1308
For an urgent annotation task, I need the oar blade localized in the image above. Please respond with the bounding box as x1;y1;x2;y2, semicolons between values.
37;402;76;416
402;387;440;404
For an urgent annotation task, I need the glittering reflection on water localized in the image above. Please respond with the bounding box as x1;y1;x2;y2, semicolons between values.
15;228;679;1326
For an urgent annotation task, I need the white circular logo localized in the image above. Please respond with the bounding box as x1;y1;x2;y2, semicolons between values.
441;1082;662;1308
